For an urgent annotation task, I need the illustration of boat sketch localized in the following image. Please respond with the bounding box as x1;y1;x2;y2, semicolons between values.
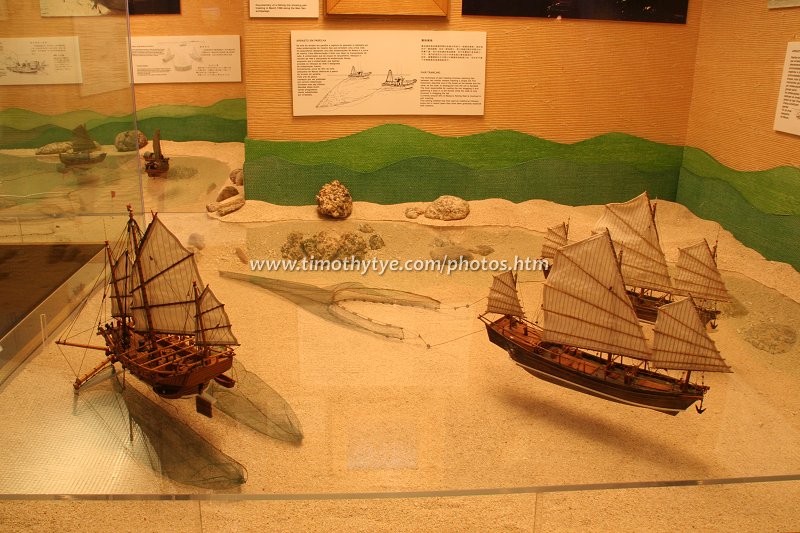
316;66;417;108
6;59;46;74
348;66;371;78
381;69;417;89
162;48;174;63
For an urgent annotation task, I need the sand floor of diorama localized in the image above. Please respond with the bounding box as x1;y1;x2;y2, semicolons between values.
1;196;798;501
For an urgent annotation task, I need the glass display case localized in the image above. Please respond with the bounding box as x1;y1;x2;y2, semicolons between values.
0;4;141;392
0;1;798;531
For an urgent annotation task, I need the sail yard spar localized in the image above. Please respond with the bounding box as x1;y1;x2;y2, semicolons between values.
61;207;237;410
673;239;730;326
540;221;570;279
482;231;731;415
593;192;674;322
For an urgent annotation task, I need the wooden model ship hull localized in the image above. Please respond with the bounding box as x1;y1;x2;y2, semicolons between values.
62;208;239;416
59;151;106;166
484;316;707;415
144;159;170;177
144;129;170;177
98;322;234;398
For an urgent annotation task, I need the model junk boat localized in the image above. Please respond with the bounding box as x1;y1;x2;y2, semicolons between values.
553;192;729;326
59;124;107;166
143;129;170;177
592;192;675;323
57;206;237;416
540;221;570;279
481;231;731;415
673;239;730;327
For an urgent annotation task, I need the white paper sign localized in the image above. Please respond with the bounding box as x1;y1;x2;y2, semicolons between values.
291;31;486;116
768;0;800;8
774;42;800;136
131;35;241;84
0;37;82;86
40;0;109;16
250;0;318;18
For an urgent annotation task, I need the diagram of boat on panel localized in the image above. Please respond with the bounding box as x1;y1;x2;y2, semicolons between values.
59;124;106;167
481;231;731;415
57;206;238;415
143;129;170;177
348;66;371;79
382;69;417;89
6;59;46;74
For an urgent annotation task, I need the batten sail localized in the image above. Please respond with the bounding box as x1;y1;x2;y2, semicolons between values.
486;271;525;317
593;192;673;294
131;216;204;335
195;286;239;346
542;232;652;360
110;250;133;317
674;240;729;302
541;222;569;260
652;298;731;372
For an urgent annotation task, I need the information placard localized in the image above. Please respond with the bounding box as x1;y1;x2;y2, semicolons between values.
774;42;800;136
250;0;318;18
0;37;82;86
131;35;241;84
291;30;486;116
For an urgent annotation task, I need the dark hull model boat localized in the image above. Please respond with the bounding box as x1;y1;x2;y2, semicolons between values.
59;151;107;166
58;207;237;413
482;232;731;415
541;193;729;327
143;129;170;177
59;124;106;167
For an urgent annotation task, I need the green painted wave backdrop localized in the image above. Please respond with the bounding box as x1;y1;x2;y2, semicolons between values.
245;124;799;270
0;98;246;148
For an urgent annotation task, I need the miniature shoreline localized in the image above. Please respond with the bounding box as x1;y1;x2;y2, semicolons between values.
210;197;800;304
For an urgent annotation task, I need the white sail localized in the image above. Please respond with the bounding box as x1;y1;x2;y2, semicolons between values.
195;285;239;346
486;271;525;318
110;250;133;317
541;222;569;260
542;232;652;360
131;216;204;336
593;192;673;294
674;240;729;302
651;298;731;372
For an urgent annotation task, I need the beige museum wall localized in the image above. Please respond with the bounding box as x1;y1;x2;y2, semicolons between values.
244;0;704;145
0;3;133;116
0;1;245;115
686;1;800;171
128;0;246;109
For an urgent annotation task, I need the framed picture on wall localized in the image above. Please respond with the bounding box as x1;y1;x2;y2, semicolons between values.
129;0;180;15
326;0;448;16
462;0;688;24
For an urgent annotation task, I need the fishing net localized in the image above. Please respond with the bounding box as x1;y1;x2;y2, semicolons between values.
78;369;247;490
219;271;440;340
207;360;303;443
